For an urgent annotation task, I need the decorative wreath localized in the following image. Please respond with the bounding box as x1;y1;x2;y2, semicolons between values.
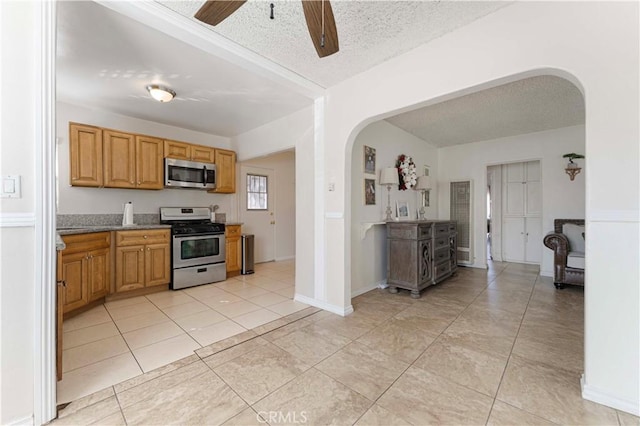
396;154;417;190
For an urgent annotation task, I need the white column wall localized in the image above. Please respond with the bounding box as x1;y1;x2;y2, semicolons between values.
323;2;638;414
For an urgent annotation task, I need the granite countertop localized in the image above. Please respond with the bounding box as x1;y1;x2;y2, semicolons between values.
57;224;172;236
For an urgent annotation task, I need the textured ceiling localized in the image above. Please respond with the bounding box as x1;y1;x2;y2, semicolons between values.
57;1;584;144
158;0;509;88
385;75;585;147
56;1;313;136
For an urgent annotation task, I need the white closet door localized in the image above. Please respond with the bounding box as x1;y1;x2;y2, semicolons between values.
526;161;542;216
504;163;525;216
503;217;525;262
525;217;542;263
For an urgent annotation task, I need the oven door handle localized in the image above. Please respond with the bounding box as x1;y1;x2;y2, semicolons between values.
173;232;224;239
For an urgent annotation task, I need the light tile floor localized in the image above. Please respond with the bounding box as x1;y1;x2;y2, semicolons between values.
57;259;305;404
54;261;640;425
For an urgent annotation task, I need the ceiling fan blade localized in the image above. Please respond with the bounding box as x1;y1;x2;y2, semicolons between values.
195;0;247;26
301;0;339;58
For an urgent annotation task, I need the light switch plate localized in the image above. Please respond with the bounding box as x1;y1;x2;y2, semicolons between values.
1;175;21;198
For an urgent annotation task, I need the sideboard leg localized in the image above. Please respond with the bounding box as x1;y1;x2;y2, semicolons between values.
388;286;398;294
410;290;421;299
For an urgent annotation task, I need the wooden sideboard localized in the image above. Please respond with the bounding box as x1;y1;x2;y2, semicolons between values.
387;220;457;298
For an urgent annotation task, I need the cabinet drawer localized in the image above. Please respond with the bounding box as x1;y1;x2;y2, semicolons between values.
225;225;242;237
448;222;457;232
434;247;450;263
435;223;450;236
434;236;448;249
435;261;452;280
62;232;110;254
418;225;432;239
116;229;170;246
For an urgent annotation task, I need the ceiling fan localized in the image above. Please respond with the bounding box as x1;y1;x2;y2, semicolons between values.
194;0;339;58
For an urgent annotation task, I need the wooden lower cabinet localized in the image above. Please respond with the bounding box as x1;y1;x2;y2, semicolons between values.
115;229;170;292
225;225;241;275
59;232;111;314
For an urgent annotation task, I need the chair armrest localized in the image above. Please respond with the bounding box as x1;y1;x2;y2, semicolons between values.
543;232;569;256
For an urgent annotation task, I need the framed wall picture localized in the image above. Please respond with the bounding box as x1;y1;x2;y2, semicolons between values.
364;178;376;205
396;200;410;219
364;145;376;175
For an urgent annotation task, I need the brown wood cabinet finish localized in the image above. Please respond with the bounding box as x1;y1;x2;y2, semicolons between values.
387;221;457;298
163;139;215;163
69;123;103;187
212;149;236;194
59;232;111;313
103;129;136;188
115;229;170;292
225;225;241;274
136;135;164;189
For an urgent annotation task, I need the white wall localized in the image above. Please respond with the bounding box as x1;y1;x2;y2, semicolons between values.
438;125;586;276
233;107;315;299
0;2;38;424
56;102;238;220
240;151;296;261
350;121;438;295
318;1;638;414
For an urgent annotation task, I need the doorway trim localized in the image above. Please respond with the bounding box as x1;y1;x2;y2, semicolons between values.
35;1;58;424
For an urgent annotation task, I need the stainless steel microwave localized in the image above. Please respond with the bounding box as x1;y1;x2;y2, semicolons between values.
164;158;216;189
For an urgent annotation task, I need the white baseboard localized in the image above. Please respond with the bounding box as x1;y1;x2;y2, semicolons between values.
294;294;354;317
539;269;553;278
351;279;387;297
6;414;33;426
275;255;295;262
581;375;640;416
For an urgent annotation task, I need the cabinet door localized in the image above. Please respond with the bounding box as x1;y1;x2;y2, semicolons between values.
504;163;525;216
226;235;241;273
145;243;171;287
136;135;164;189
69;123;103;187
164;140;190;160
61;251;88;313
213;149;236;193
87;247;110;301
418;239;433;285
191;145;215;163
525;217;542;263
104;130;136;188
503;217;525;262
115;245;145;292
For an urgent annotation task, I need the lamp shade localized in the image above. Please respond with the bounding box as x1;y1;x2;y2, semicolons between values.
414;175;432;190
380;168;399;185
146;85;176;103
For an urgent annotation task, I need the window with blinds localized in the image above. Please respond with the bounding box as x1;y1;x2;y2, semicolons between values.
247;174;268;210
450;181;473;264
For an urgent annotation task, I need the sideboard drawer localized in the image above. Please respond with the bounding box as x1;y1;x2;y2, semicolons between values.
434;236;448;249
435;260;452;281
434;247;450;263
435;223;450;236
418;225;432;240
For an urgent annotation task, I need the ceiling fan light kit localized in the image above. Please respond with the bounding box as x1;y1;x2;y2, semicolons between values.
195;0;339;58
146;85;176;103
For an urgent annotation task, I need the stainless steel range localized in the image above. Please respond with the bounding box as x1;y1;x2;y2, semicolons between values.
160;207;226;290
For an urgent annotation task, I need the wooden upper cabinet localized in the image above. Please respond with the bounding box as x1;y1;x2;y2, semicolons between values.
136;135;164;189
69;123;103;187
103;130;136;188
164;140;190;160
213;149;236;193
103;130;163;190
164;139;215;163
191;145;215;163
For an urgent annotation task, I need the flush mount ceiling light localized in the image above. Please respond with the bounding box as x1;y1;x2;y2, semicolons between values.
146;85;176;103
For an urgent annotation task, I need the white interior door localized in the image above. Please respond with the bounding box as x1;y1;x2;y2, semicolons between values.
240;166;275;263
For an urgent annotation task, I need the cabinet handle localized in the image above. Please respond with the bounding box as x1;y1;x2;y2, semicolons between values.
147;247;150;251
138;181;141;185
144;235;148;239
57;280;66;288
140;248;144;252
